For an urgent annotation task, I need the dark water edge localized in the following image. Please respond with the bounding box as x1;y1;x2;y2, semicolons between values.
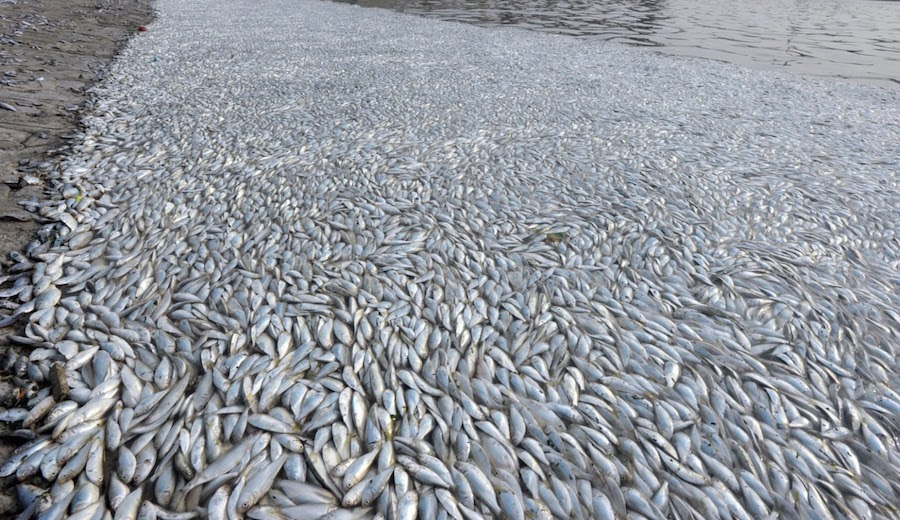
339;0;900;88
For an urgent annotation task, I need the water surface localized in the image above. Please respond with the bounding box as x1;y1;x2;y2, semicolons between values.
342;0;900;87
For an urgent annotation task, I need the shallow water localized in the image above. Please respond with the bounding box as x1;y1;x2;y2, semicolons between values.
342;0;900;87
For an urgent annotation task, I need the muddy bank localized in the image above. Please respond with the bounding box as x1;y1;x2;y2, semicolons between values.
0;0;153;515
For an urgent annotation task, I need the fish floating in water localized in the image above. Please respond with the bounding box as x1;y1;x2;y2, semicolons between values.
1;0;899;519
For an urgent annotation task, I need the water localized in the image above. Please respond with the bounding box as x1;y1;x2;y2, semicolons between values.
342;0;900;87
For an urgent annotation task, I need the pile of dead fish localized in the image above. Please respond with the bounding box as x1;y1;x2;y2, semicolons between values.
1;0;899;518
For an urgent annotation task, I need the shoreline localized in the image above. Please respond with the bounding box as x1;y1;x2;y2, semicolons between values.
0;0;153;516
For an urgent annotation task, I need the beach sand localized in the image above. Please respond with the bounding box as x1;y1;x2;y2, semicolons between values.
0;0;152;515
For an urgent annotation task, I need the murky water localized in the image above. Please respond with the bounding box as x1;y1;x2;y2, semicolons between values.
341;0;900;87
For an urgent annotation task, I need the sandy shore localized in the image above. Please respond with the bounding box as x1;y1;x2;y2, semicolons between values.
0;0;152;515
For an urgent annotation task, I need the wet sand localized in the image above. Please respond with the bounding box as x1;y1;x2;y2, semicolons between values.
0;0;152;515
